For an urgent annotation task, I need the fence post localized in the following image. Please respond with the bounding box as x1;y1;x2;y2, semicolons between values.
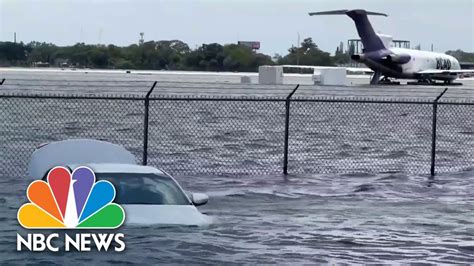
430;88;448;176
142;81;157;165
283;84;300;175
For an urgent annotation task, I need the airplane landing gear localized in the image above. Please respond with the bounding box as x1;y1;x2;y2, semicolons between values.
379;76;400;85
407;79;463;86
408;78;433;85
370;72;400;85
370;71;382;85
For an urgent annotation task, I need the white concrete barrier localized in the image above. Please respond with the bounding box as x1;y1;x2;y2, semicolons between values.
240;76;252;84
258;66;283;85
312;67;347;86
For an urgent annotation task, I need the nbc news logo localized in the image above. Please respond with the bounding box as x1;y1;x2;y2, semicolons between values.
17;167;125;252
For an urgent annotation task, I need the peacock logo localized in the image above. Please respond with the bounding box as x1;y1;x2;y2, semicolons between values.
17;166;125;229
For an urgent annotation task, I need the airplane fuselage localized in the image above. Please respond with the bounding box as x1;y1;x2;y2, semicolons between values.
309;9;472;84
359;48;461;81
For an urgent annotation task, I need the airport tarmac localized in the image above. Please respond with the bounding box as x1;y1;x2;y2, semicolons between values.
1;67;473;102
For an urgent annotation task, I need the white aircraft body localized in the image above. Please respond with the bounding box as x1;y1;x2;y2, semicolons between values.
308;9;474;85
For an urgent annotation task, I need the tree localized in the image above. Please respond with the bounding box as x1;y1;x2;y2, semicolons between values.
88;48;109;68
277;37;333;66
27;42;57;64
301;37;318;53
273;53;283;62
222;44;252;71
446;49;474;62
11;37;468;70
0;42;31;65
184;43;225;71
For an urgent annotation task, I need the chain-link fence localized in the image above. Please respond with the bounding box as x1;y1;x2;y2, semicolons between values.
436;103;474;172
147;99;286;175
288;100;435;174
0;80;472;178
0;95;144;178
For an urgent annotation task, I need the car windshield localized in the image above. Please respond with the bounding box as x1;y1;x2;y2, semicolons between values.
96;173;190;205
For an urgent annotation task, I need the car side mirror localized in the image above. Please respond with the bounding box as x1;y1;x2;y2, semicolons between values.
191;193;208;206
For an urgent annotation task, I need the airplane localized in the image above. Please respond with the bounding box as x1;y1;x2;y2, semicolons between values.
308;9;474;85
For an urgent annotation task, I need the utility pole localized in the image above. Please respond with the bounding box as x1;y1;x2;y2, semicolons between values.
139;32;145;45
80;26;84;43
98;28;103;45
296;32;300;66
14;32;16;43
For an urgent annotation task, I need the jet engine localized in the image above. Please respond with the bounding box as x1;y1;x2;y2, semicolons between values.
384;54;411;64
351;54;366;62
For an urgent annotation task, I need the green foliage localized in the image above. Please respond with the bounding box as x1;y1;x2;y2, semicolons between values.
277;38;334;66
0;42;31;65
1;38;469;70
446;50;474;62
0;38;324;71
27;42;57;64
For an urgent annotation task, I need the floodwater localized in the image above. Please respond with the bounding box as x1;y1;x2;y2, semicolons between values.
0;69;473;264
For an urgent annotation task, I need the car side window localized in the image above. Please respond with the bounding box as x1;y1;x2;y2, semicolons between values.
96;173;191;205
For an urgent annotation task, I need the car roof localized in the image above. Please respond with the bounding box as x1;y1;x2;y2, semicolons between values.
28;139;137;179
67;163;167;176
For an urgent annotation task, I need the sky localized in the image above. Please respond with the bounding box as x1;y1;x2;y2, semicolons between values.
1;0;473;55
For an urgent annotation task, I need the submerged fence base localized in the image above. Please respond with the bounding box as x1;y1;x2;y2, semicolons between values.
0;79;473;177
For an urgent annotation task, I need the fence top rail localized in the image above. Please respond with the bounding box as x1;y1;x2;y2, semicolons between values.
5;77;474;89
3;78;473;97
4;77;474;89
4;79;474;90
291;97;441;104
0;92;146;101
2;90;472;103
1;78;293;88
1;91;473;105
1;78;291;87
1;89;471;102
2;78;155;83
437;101;474;105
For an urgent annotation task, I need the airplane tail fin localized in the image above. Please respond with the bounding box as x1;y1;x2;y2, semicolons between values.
309;9;388;53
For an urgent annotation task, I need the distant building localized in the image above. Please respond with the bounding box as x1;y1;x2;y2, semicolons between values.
238;41;260;51
54;58;69;67
347;38;410;55
460;62;474;69
33;62;50;67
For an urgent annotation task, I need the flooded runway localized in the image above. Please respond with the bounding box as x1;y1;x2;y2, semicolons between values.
0;69;473;263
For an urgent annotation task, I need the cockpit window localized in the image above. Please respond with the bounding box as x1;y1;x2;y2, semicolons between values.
96;173;190;205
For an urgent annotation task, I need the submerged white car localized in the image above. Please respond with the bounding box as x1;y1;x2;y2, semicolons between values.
27;139;212;226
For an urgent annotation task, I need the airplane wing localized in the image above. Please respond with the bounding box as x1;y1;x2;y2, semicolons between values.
417;69;474;74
